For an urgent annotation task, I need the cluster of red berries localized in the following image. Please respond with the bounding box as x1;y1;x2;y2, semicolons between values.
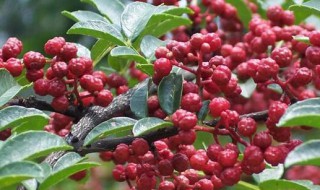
286;165;320;185
44;113;73;137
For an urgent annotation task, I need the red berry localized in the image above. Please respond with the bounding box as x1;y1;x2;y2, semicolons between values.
136;173;157;190
112;165;126;182
281;10;295;26
207;144;224;161
179;129;196;145
268;101;288;123
183;82;199;95
171;153;190;172
290;67;312;86
212;65;232;86
132;138;149;156
243;146;264;166
218;149;238;168
264;146;286;166
230;47;246;63
181;93;202;112
154;58;172;77
34;79;49;96
44;37;65;55
107;73;128;88
68;58;87;77
306;46;320;65
4;58;23;77
211;175;224;189
261;29;276;46
48;79;66;97
26;69;44;82
2;37;23;60
116;85;129;95
253;131;272;150
172;109;198;130
94;89;113;107
158;159;174;176
92;71;107;85
155;47;170;59
69;170;86;181
310;31;320;46
23;51;46;70
51;96;69;112
220;166;242;186
159;181;175;190
195;179;214;190
80;74;104;93
51;61;68;78
209;97;230;117
267;5;283;22
59;42;77;61
271;47;292;68
147;95;160;113
190;152;209;170
113;143;130;164
99;151;113;161
190;33;204;49
237;117;257;137
125;163;137;180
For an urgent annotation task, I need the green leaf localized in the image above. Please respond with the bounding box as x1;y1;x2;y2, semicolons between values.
289;0;320;24
107;53;128;72
225;0;252;29
84;117;137;146
253;164;284;184
239;78;257;98
53;152;85;172
0;69;32;107
292;36;311;45
0;131;72;168
140;35;166;61
136;64;154;76
277;98;320;128
0;106;49;132
132;117;173;136
259;179;320;190
0;161;43;188
130;79;150;118
22;178;38;190
91;39;114;66
67;20;125;46
39;162;99;190
75;43;91;58
81;0;124;26
250;0;267;18
121;2;157;40
158;73;183;114
133;14;191;48
61;10;109;22
197;100;210;121
110;46;149;64
233;181;260;190
285;139;320;168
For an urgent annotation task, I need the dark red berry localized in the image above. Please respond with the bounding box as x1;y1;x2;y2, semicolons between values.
94;89;113;107
271;47;292;68
306;46;320;65
158;159;174;176
253;131;272;150
23;51;46;70
218;149;238;168
69;170;86;181
68;57;87;77
44;37;65;55
243;146;264;166
207;144;224;161
80;74;104;93
59;42;77;61
4;58;23;77
113;144;130;164
237;117;257;137
181;93;202;112
26;69;44;82
48;79;66;97
51;61;68;78
51;96;69;112
107;73;128;88
310;31;320;46
132;138;149;156
92;71;107;85
159;181;175;190
154;58;172;77
99;151;113;161
2;37;23;60
264;146;286;166
34;79;49;96
209;97;230;117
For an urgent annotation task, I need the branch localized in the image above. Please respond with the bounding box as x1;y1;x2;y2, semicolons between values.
8;96;83;119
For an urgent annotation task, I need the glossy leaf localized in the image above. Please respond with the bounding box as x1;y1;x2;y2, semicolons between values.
61;10;108;22
39;162;99;190
226;0;252;29
136;64;154;76
158;73;183;114
289;0;320;24
277;98;320;128
259;179;320;190
292;36;311;45
67;20;125;45
0;161;43;188
107;53;128;72
0;106;49;131
197;100;210;121
75;43;91;58
130;79;150;118
91;39;114;66
53;152;85;172
239;78;257;98
140;35;166;61
253;164;284;184
0;69;32;107
81;0;124;26
133;117;173;136
0;131;72;168
233;181;260;190
110;46;149;64
285;139;320;168
84;117;137;146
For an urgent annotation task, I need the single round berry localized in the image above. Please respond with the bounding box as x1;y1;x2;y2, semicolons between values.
113;143;130;164
44;37;65;55
69;170;86;181
212;65;232;86
310;31;320;46
147;95;160;113
237;117;257;137
268;101;288;123
158;159;174;176
217;149;238;168
190;33;204;49
172;109;198;130
48;79;66;97
112;165;126;182
23;51;46;70
171;153;189;172
207;144;224;161
99;151;113;161
267;5;283;22
220;166;242;186
107;73;128;88
26;69;44;82
190;152;209;170
2;37;23;60
183;81;199;95
94;89;113;107
181;93;202;112
154;58;172;77
195;179;214;190
68;58;87;77
179;129;196;145
51;61;68;78
34;79;49;96
230;47;246;63
125;163;137;180
4;58;23;77
271;47;292;68
209;97;230;117
253;131;272;150
155;46;170;59
51;96;69;112
116;85;129;95
136;174;157;190
290;67;312;86
80;74;104;93
59;42;77;61
92;71;107;85
132;138;149;156
243;146;264;166
264;146;286;166
306;46;320;65
159;181;175;190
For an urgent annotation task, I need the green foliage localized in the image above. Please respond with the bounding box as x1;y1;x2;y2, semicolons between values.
110;46;149;64
289;0;320;24
277;98;320;128
197;100;210;121
158;73;183;114
132;117;173;136
84;117;137;146
253;164;284;184
0;69;32;107
130;79;150;118
259;179;320;190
